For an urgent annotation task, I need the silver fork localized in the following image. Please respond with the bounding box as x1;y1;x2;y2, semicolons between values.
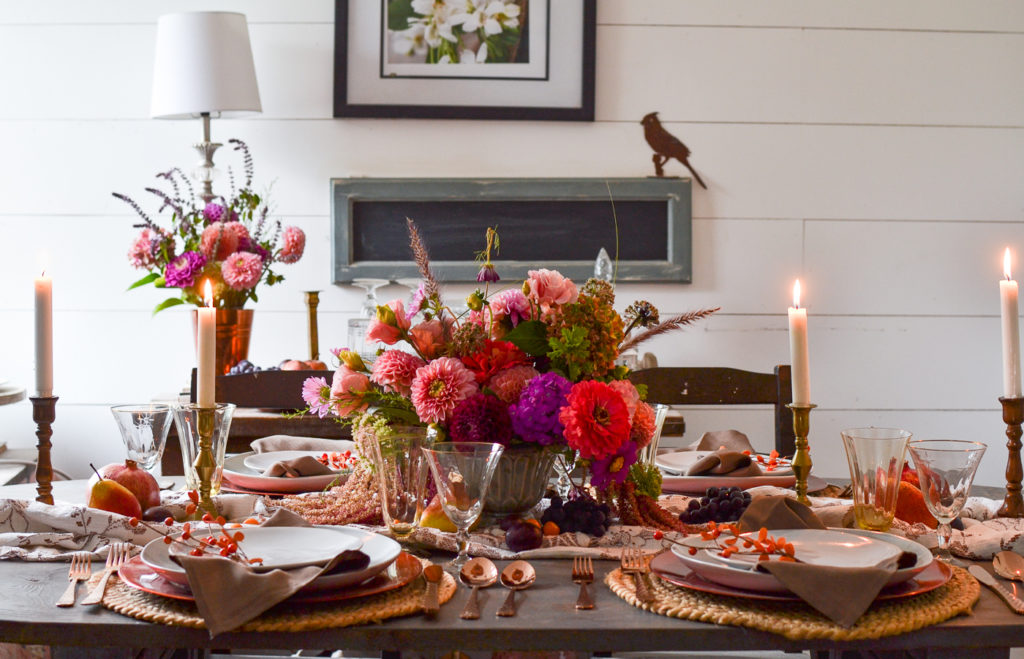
621;546;654;604
82;543;130;605
56;552;92;607
572;555;594;610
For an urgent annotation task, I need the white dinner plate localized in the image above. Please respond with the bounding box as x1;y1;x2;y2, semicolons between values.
141;526;401;590
656;450;794;476
143;526;361;573
670;528;932;594
661;472;813;494
243;445;357;472
695;528;902;571
222;452;349;493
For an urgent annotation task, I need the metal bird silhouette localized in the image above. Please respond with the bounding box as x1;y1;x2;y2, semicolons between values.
641;112;707;189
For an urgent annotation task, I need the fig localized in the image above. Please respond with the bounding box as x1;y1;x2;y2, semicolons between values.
505;521;543;552
143;506;175;522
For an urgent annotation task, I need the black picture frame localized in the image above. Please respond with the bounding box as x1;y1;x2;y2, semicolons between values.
330;177;692;284
333;0;596;121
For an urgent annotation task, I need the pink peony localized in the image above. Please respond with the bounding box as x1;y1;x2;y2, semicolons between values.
221;251;263;290
410;357;478;424
279;226;305;264
608;380;640;421
489;288;531;326
525;269;577;308
487;364;539;404
370;350;426;396
366;299;411;345
200;222;250;261
409;319;446;360
330;365;371;417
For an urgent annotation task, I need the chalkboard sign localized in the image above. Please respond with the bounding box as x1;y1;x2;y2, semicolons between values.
331;178;692;284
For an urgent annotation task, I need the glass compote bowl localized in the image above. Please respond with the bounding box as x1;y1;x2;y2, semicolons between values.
347;278;390;361
422;442;505;572
907;439;987;564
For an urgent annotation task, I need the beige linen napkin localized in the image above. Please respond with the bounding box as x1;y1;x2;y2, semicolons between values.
734;496;896;627
172;509;368;637
250;435;351;453
687;429;757;453
686;451;763;477
261;455;335;478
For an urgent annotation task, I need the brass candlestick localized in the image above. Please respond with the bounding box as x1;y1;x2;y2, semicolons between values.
305;291;320;361
193;407;218;517
997;396;1024;518
787;403;816;505
30;396;58;505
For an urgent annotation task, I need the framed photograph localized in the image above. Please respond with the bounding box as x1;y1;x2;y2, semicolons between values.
330;177;693;284
334;0;596;120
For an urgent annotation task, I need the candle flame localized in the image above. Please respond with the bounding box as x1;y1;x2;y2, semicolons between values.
203;280;213;307
792;279;802;309
1005;247;1014;281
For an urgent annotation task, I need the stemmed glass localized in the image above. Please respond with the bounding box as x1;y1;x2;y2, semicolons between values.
347;278;390;361
907;439;987;564
422;442;504;571
110;404;173;472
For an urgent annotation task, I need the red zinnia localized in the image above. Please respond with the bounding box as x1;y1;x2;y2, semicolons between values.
559;381;632;460
461;339;528;384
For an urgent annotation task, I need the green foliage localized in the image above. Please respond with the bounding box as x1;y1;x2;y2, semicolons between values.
387;0;417;31
628;461;663;499
152;297;185;315
547;326;591;382
127;272;160;291
504;320;550;357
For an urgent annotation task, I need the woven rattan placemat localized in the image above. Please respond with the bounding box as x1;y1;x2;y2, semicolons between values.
101;557;457;632
606;564;979;641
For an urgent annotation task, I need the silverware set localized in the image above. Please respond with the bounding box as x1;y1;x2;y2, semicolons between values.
56;543;131;608
620;546;654;604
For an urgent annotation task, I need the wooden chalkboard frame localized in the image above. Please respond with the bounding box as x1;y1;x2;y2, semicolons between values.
330;177;692;284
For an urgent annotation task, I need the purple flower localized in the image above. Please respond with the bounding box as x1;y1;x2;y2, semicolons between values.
509;372;572;445
590;441;638;490
449;393;513;445
476;263;500;283
163;251;206;288
408;282;428;318
203;202;238;224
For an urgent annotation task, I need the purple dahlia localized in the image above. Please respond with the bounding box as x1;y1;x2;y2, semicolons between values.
163;251;206;288
448;393;513;446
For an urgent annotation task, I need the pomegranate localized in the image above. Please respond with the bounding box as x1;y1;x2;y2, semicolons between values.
87;460;161;510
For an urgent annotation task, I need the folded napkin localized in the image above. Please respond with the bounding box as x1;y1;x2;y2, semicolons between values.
686;429;757;453
171;509;369;637
261;456;335;478
250;435;354;453
686;450;763;477
735;496;895;627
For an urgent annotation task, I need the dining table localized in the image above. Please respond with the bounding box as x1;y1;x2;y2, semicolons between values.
0;481;1022;659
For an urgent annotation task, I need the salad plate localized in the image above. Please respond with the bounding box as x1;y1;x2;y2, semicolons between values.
656;450;793;476
698;528;902;571
222;452;347;493
243;444;357;472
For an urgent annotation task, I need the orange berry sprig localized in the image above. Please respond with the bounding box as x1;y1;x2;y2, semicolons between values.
742;449;787;473
128;491;263;566
654;523;797;562
317;450;356;470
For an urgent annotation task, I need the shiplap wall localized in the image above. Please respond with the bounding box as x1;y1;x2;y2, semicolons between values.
0;1;1022;487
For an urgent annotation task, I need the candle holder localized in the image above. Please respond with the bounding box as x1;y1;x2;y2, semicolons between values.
305;291;320;361
997;396;1024;518
30;396;58;505
171;403;234;518
193;407;218;517
787;403;816;505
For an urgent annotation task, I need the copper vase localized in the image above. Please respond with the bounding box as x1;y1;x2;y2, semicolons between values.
191;308;254;375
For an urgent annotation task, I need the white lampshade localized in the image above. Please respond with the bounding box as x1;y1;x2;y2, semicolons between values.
150;12;261;119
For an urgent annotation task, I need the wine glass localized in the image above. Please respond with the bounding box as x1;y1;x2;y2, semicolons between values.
422;442;505;571
368;425;435;542
347;278;390;361
907;439;987;564
110;404;173;472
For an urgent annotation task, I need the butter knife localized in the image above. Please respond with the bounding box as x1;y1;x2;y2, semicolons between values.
968;565;1024;614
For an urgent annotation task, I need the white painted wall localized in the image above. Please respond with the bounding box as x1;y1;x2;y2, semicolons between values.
1;1;1022;488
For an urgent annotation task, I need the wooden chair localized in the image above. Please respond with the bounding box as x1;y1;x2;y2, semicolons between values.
627;365;796;457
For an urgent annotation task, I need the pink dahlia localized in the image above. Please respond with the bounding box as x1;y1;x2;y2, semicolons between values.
559;380;632;460
370;350;426;396
487;364;539;404
221;251;263;290
630;401;657;449
279;226;305;264
330;365;371;417
608;380;640;421
128;228;163;269
200;221;250;261
410;357;478;424
489;288;531;327
302;376;332;418
449;394;513;445
525;269;577;308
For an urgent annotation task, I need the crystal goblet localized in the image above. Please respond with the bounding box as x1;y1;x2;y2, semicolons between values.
908;439;987;564
422;442;504;572
368;425;436;542
110;404;173;472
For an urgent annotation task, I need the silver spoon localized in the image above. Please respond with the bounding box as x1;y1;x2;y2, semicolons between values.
496;560;536;617
459;557;498;620
994;551;1024;581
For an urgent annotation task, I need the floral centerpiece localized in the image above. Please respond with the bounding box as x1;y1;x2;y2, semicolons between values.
114;139;306;314
303;220;717;526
